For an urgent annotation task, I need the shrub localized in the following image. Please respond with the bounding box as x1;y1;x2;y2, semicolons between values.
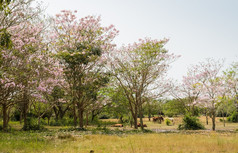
23;118;45;131
165;119;172;126
102;127;113;134
49;118;74;126
50;120;62;126
178;115;205;130
227;111;238;122
58;133;73;139
57;133;76;141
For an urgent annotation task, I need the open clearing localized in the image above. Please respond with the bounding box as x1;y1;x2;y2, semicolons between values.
0;131;237;153
0;116;238;153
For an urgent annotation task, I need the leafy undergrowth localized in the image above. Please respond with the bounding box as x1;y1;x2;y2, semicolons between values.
178;115;205;130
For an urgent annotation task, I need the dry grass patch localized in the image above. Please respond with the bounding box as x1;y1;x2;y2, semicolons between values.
46;133;238;153
0;130;238;153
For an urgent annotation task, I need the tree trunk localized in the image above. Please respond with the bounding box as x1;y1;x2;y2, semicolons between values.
53;106;59;121
22;98;29;131
148;108;151;121
78;108;84;128
73;101;77;127
85;112;88;128
139;106;144;131
2;104;8;131
91;110;96;122
139;106;144;130
129;115;133;128
211;111;216;131
59;110;66;120
22;104;28;130
133;114;138;129
205;109;208;125
6;108;11;126
206;114;208;125
222;110;225;127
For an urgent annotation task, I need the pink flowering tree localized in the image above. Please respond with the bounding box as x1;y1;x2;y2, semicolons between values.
171;65;205;118
0;0;44;130
222;62;238;123
0;0;42;48
0;49;19;131
109;38;179;129
186;59;225;131
5;19;63;129
51;10;118;128
225;62;238;106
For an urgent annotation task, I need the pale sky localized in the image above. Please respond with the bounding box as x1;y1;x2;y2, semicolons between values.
38;0;238;81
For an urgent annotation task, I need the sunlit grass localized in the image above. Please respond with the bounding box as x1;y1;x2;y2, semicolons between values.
102;116;238;131
0;131;237;153
1;116;237;152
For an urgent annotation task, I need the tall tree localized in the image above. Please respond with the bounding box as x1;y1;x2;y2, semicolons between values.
52;10;118;128
109;38;179;129
190;59;225;131
171;65;204;116
0;0;43;131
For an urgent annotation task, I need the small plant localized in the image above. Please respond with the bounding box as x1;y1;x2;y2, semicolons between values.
165;119;172;126
58;133;75;140
23;118;45;131
102;127;113;134
178;115;205;130
227;111;238;122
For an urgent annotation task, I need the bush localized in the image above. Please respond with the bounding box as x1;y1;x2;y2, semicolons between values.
165;119;172;126
178;115;205;130
227;111;238;122
49;118;74;126
23;118;45;131
58;133;74;139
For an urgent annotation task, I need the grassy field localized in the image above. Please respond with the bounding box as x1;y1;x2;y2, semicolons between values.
0;131;238;153
0;116;238;153
102;116;238;131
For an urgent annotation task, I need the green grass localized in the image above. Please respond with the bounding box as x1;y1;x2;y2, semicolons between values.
0;116;238;152
0;130;237;153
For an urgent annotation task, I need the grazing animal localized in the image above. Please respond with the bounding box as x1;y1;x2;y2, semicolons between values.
152;117;159;122
111;124;123;127
152;116;164;123
137;123;147;127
